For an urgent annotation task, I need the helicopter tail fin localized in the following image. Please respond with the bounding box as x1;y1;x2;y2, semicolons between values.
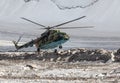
12;35;23;50
12;40;19;50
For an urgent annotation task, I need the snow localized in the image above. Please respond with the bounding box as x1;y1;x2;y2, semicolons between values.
0;60;119;82
41;68;101;78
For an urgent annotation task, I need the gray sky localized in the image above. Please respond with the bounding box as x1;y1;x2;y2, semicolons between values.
0;0;120;36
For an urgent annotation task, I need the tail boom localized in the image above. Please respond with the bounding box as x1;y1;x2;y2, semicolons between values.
12;40;19;50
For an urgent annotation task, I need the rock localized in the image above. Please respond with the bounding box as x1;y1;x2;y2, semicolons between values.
25;64;38;70
58;50;68;55
116;48;120;55
111;52;115;62
50;58;54;61
114;56;120;62
110;67;120;74
56;57;61;61
94;49;109;55
42;59;46;61
26;65;34;69
71;50;77;55
67;50;71;53
113;49;120;62
0;48;118;62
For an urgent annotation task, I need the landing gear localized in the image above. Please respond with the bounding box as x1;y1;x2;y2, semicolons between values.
37;48;40;54
59;45;62;49
53;45;63;54
54;49;58;53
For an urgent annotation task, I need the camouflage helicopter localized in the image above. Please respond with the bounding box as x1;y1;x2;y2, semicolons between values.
12;16;93;53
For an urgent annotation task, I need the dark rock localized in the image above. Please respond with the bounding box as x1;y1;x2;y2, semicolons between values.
116;48;120;55
113;49;120;62
0;48;118;62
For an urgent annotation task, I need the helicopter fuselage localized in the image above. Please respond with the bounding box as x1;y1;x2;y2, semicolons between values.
35;30;69;49
13;30;69;50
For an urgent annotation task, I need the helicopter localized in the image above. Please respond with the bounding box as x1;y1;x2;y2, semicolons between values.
12;16;93;53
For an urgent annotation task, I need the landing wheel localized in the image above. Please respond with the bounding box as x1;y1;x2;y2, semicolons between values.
59;45;62;49
54;49;58;53
37;48;40;54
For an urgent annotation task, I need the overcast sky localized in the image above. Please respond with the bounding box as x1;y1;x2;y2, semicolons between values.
0;0;120;36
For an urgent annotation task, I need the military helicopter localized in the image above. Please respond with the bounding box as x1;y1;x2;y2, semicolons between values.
12;16;93;53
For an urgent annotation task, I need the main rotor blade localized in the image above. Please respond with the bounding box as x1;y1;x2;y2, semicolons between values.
16;34;23;44
0;30;37;37
21;17;47;28
55;26;94;29
51;16;86;28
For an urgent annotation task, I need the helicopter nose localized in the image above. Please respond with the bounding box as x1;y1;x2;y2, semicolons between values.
64;34;70;40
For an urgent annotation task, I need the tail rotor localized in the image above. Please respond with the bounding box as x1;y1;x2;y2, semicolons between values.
12;35;23;50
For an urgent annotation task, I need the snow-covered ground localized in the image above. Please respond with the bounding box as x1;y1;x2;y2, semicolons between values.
0;60;119;83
